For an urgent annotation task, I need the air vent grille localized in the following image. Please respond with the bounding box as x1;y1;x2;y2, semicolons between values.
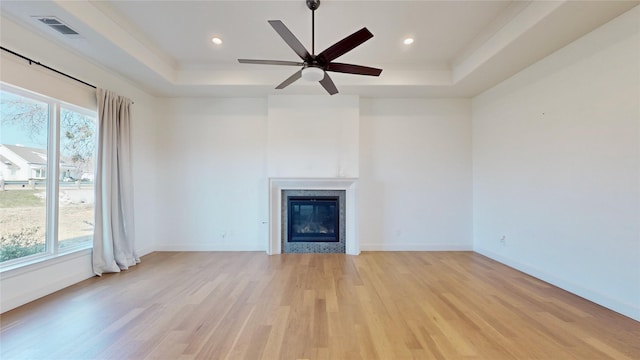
34;16;79;35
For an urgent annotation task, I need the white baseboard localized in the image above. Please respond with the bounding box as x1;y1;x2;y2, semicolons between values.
158;243;473;252
475;247;640;322
360;243;473;251
155;243;266;252
154;242;474;252
136;245;155;257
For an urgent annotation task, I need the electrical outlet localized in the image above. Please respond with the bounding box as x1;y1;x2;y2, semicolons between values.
499;235;506;246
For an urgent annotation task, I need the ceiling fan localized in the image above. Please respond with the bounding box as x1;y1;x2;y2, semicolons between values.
238;0;382;95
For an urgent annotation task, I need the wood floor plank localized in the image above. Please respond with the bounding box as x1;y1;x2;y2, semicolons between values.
1;251;639;359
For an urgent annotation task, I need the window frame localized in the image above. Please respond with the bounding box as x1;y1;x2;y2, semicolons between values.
0;82;97;271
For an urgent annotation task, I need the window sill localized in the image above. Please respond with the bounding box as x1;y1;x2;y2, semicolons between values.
0;247;92;279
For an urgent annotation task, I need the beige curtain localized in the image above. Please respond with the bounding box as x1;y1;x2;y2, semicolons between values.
93;88;139;276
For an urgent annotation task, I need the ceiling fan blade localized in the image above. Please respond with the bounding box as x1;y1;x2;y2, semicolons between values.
268;20;312;61
317;27;373;64
319;73;338;95
238;59;304;66
276;69;303;89
325;63;382;76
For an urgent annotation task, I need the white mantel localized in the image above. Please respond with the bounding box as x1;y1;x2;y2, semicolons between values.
268;178;359;255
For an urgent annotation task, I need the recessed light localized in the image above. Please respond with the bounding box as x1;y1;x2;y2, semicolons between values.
403;38;414;45
211;37;223;45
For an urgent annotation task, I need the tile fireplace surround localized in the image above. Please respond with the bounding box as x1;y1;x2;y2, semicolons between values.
268;178;359;255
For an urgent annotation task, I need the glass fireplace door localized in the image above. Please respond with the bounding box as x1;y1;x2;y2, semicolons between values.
288;197;339;242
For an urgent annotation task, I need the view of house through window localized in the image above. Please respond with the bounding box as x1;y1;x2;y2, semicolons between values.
0;84;97;264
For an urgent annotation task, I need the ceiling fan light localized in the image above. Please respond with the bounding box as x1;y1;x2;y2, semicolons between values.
301;66;325;82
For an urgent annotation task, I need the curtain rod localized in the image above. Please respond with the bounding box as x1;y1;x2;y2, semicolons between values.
1;46;97;89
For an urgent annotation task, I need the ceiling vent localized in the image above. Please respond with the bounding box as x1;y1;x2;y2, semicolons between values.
33;16;79;36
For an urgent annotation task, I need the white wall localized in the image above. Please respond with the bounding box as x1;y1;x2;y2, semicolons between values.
267;95;359;178
0;16;159;312
359;99;473;250
155;98;268;251
156;96;472;253
155;95;361;251
472;6;640;321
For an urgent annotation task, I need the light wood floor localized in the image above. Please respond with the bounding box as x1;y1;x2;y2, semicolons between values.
1;252;638;359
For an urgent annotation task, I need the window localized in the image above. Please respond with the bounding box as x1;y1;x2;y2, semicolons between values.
0;83;97;265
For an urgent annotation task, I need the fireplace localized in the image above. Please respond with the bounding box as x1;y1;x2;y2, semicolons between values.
281;189;346;253
288;196;339;242
269;178;358;255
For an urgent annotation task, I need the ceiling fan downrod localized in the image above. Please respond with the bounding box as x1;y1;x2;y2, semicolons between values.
306;0;320;56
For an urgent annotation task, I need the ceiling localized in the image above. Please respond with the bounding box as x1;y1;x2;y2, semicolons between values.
1;0;638;98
